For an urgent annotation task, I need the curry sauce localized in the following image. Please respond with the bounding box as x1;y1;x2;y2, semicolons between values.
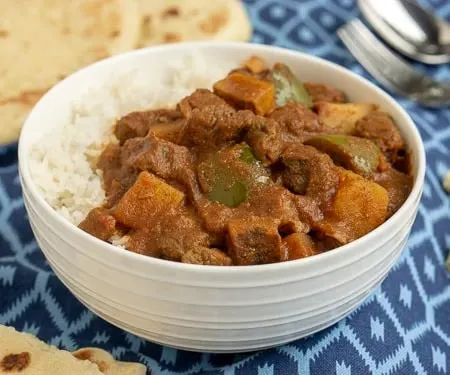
79;57;412;266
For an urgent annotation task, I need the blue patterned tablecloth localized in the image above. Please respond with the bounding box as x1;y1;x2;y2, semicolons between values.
1;0;449;374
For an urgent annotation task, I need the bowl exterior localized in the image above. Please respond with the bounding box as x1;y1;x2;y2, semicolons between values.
18;43;425;352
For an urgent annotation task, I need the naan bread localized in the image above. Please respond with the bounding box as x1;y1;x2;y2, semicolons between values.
135;0;252;46
73;348;146;375
0;325;103;374
0;0;251;145
0;325;146;374
0;0;140;144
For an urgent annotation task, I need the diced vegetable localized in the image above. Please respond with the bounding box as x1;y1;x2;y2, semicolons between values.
240;145;257;164
272;63;313;108
281;233;317;261
227;218;281;265
305;134;381;177
209;179;247;209
148;121;183;143
213;72;275;115
198;145;269;208
113;171;185;228
314;102;377;134
198;155;248;208
244;56;266;74
319;169;389;244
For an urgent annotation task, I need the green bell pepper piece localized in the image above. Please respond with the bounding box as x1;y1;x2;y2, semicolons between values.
272;63;313;108
305;134;381;177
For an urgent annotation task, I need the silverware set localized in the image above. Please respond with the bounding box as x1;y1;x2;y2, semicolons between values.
338;0;450;107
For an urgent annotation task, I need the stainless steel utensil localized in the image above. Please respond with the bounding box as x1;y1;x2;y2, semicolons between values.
358;0;450;64
338;19;450;107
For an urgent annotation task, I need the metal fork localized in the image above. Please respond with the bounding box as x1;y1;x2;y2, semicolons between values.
337;19;450;108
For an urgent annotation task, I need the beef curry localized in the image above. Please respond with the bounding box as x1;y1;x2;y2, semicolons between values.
79;57;412;266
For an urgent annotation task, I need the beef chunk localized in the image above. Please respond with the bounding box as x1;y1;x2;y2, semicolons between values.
280;158;309;195
125;210;209;259
227;217;281;265
355;112;405;162
158;211;210;261
115;109;181;144
178;89;233;118
122;136;194;180
121;136;192;178
214;109;259;146
97;143;141;207
195;198;236;235
281;144;339;212
124;229;159;257
178;104;282;162
373;168;412;217
121;135;200;200
281;233;318;261
97;144;122;191
293;195;323;227
305;82;345;103
245;117;282;165
104;179;128;208
182;246;232;265
79;207;117;241
247;185;300;222
269;103;323;140
178;105;236;147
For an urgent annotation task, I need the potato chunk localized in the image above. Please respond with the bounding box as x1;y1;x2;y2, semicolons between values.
281;233;318;261
319;169;388;244
113;171;184;228
315;102;377;134
213;72;275;115
227;217;281;265
244;56;267;74
148;121;184;143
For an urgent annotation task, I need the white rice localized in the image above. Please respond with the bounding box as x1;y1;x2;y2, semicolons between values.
29;55;230;225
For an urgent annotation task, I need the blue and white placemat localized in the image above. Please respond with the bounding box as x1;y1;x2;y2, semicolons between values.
0;0;449;374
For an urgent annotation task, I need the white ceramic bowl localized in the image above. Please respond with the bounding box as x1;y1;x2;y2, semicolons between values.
18;42;425;352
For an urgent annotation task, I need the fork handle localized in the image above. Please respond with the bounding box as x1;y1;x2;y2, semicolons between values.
417;81;450;107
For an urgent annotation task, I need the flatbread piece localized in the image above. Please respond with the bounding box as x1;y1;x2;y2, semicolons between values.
0;325;146;374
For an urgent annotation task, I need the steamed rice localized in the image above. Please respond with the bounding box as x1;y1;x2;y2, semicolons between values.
29;55;230;224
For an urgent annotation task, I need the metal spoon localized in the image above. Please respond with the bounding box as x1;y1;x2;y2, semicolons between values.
358;0;450;64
